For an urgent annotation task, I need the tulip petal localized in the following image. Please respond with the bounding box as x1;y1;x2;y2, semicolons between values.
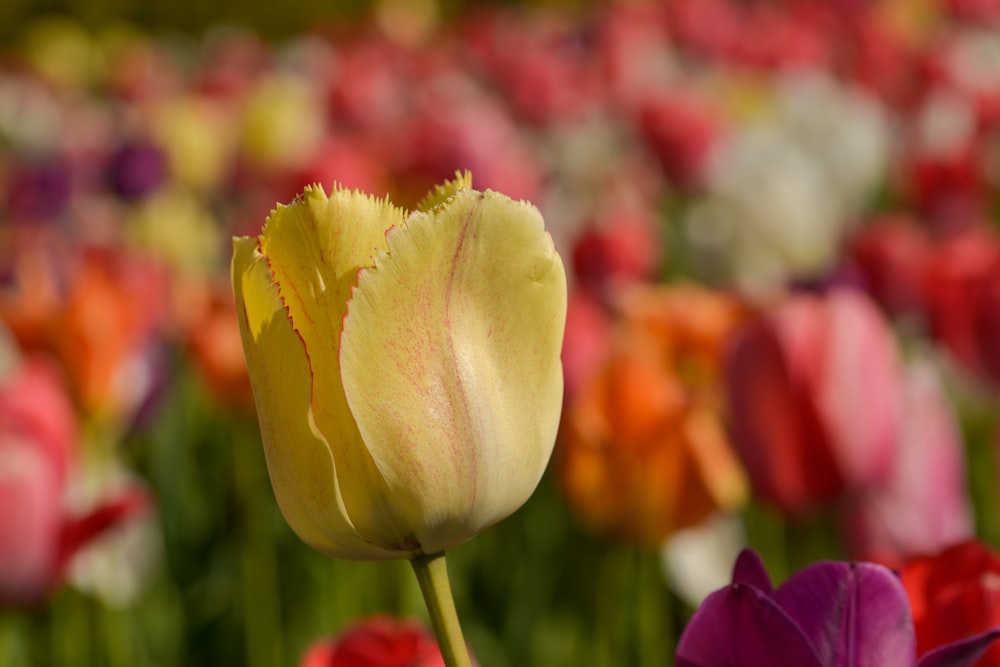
415;171;472;212
259;185;418;551
725;320;844;511
675;583;823;667
811;289;900;488
916;628;1000;667
232;236;395;559
340;189;567;554
773;560;916;667
731;549;774;594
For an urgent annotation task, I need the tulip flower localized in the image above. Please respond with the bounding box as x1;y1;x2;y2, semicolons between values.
184;280;253;408
842;360;973;567
676;549;1000;667
558;283;750;544
300;616;448;667
232;173;566;667
680;74;888;294
106;140;168;200
0;244;166;421
902;541;1000;666
661;512;746;608
846;215;932;320
0;355;149;607
923;226;1000;386
638;93;719;190
570;200;662;295
725;288;901;513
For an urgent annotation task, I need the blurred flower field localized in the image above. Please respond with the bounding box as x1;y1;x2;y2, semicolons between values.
2;0;1000;665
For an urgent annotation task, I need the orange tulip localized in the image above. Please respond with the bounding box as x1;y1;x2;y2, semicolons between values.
1;243;164;419
182;279;253;409
557;283;749;544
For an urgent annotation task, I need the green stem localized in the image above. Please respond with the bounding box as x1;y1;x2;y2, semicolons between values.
0;613;18;667
634;546;671;665
410;552;472;667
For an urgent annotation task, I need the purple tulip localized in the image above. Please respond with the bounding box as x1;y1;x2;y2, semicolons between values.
675;549;1000;667
107;142;168;199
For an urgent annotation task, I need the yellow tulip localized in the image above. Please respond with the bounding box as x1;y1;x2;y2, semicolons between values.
231;173;567;560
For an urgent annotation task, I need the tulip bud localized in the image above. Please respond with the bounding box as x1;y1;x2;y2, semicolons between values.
231;173;567;560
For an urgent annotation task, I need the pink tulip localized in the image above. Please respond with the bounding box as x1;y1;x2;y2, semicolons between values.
392;91;542;207
0;358;74;605
595;4;673;114
458;9;600;124
0;356;149;607
726;288;901;513
843;361;974;567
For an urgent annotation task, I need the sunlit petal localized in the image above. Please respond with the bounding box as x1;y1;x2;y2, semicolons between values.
340;189;566;553
232;236;395;559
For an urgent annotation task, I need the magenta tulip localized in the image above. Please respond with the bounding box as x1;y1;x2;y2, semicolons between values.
676;549;1000;667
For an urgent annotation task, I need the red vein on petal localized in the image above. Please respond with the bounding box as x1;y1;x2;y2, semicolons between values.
443;195;480;510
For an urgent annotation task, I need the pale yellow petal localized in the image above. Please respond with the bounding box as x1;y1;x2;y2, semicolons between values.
414;170;473;212
231;236;397;560
258;185;417;551
340;189;567;554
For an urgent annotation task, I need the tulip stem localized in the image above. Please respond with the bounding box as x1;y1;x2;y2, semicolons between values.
410;552;472;667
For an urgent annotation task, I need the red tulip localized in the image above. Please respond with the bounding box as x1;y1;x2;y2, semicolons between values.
570;199;663;294
902;146;989;232
725;288;901;513
844;15;924;109
902;540;1000;666
561;289;611;402
847;215;933;320
300;616;447;667
459;9;600;124
668;0;741;61
923;226;1000;385
638;94;720;190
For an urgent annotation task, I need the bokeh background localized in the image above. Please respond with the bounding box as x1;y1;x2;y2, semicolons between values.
2;0;1000;665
